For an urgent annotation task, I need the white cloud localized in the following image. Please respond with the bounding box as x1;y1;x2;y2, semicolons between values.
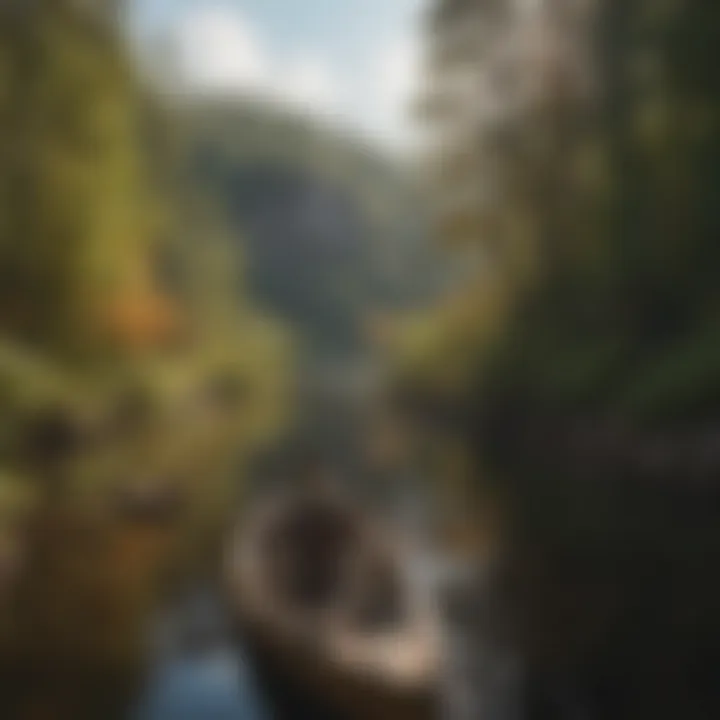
383;38;421;116
277;58;338;114
159;0;424;148
367;34;424;148
169;0;341;116
174;3;268;92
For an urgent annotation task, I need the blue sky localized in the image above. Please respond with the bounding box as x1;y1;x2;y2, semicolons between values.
128;0;427;145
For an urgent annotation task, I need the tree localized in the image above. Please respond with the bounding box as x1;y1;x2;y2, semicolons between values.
0;0;162;357
0;5;290;715
425;1;720;717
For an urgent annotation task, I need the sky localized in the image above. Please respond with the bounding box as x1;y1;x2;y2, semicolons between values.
128;0;427;147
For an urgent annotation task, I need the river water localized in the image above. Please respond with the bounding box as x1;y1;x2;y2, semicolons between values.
131;588;270;720
128;500;520;720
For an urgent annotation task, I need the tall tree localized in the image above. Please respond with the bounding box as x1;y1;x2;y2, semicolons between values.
425;1;720;717
0;0;162;356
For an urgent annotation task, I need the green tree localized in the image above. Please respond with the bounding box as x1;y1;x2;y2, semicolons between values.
424;1;720;717
0;0;158;356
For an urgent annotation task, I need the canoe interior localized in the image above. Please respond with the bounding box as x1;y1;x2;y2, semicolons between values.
226;492;442;719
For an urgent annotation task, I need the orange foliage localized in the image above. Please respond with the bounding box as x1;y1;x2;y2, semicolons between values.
99;288;184;352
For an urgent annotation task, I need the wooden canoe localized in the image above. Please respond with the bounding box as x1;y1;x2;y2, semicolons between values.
225;493;441;719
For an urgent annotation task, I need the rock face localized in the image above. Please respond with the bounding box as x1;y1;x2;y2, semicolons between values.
180;101;440;359
213;164;370;356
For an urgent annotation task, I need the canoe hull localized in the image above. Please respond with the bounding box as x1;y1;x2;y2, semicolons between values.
238;617;437;720
225;497;440;720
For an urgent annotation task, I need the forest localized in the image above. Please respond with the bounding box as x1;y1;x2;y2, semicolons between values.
0;1;718;719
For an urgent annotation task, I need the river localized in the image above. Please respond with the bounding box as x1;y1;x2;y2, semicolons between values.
130;583;343;720
131;587;270;720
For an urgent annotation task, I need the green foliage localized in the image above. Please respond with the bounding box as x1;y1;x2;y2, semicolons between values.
0;0;157;356
0;4;291;708
418;0;720;419
420;1;720;714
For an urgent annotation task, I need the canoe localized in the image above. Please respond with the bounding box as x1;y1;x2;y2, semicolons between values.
224;493;441;719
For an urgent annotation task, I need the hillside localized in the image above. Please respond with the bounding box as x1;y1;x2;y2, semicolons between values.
175;99;439;360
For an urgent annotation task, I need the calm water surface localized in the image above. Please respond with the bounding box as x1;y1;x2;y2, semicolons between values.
131;588;269;720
